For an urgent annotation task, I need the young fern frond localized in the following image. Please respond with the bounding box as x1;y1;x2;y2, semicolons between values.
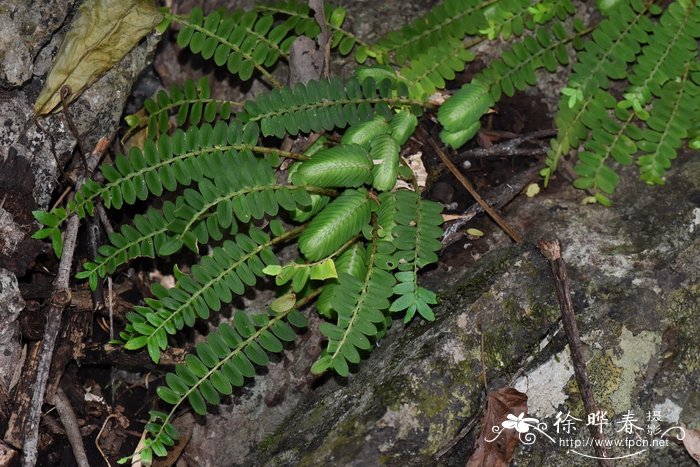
141;305;310;465
122;225;303;363
386;191;443;322
311;218;395;377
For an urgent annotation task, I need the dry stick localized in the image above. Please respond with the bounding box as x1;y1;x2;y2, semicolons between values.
52;388;89;467
538;239;612;467
21;215;79;467
426;137;524;244
456;129;557;161
21;138;109;467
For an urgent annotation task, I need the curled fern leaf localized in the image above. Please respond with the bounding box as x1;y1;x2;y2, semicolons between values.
299;188;372;261
369;135;401;191
291;144;373;188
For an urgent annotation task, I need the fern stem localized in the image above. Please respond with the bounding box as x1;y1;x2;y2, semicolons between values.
149;288;322;454
166;12;284;88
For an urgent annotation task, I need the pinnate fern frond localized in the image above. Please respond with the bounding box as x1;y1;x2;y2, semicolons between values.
139;306;309;465
542;0;654;183
386;191;443;322
636;64;700;185
240;76;420;138
136;78;238;139
168;7;292;86
122;225;303;363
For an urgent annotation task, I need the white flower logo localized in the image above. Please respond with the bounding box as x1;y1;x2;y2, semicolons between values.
502;413;540;433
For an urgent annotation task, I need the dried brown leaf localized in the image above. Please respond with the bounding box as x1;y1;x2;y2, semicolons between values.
681;424;700;464
35;0;162;115
467;387;528;467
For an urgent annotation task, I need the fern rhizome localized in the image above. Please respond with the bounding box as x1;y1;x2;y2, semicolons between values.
32;0;699;462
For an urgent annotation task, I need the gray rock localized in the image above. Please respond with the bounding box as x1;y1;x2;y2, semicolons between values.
0;268;24;394
252;153;700;466
0;0;161;275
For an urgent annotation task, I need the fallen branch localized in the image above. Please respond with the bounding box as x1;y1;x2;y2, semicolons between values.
538;239;612;467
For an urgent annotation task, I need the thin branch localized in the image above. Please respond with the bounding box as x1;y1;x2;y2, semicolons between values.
52;387;89;467
538;239;612;467
21;138;110;467
441;165;539;247
457;129;556;161
426;136;524;244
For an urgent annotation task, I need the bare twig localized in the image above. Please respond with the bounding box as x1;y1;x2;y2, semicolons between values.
21;138;109;467
457;129;556;161
52;387;89;467
538;239;612;467
426;136;524;244
21;215;79;467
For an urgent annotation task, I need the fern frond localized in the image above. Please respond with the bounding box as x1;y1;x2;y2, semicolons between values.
399;37;476;99
122;225;304;363
298;188;373;262
363;0;494;65
621;0;700;111
542;0;654;183
141;306;309;463
438;21;579;148
240;76;422;138
76;203;179;290
571;107;638;205
166;152;320;252
382;191;443;322
311;219;396;377
316;242;367;319
257;1;368;57
170;7;298;86
138;78;239;138
636;64;700;185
